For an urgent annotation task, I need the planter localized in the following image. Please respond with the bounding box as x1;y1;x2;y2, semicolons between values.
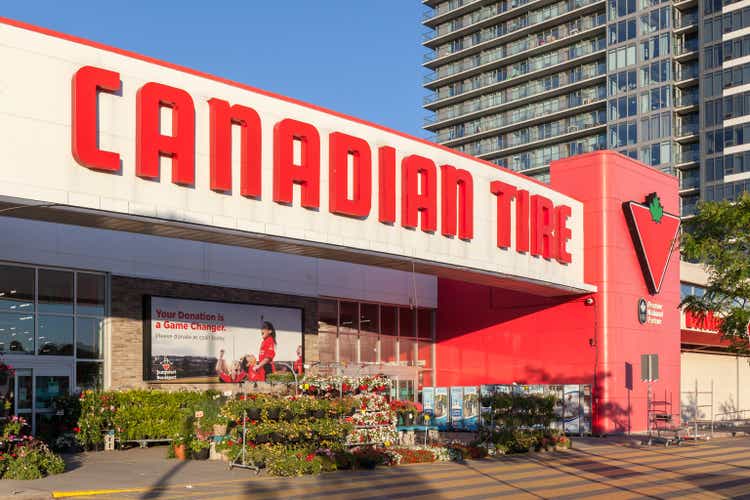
247;408;261;420
402;413;415;426
192;447;209;460
174;444;187;461
281;409;295;421
255;433;269;444
212;424;227;436
269;432;283;443
266;407;281;420
313;410;326;419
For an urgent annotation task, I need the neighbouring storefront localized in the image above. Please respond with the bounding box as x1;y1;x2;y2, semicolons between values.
0;18;682;435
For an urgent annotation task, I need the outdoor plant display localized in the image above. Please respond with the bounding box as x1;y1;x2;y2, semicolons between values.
390;400;423;425
76;389;224;448
0;419;65;480
298;375;390;397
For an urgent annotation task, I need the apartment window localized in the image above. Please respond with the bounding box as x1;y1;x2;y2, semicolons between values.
608;44;636;70
609;120;637;147
609;95;637;120
640;7;670;35
609;19;636;44
640;33;670;61
609;0;636;20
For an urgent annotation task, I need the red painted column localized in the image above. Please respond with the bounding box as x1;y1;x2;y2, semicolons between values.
550;151;680;435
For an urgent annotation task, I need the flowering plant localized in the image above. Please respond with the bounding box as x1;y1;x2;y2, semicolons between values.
2;415;27;439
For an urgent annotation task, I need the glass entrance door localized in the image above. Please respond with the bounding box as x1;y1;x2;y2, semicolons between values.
12;366;71;435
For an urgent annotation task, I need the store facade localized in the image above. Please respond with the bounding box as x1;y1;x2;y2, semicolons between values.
0;18;680;434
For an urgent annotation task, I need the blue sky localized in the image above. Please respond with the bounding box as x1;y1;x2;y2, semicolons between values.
4;2;427;137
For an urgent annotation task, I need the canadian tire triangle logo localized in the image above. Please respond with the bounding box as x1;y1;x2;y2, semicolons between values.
622;193;680;295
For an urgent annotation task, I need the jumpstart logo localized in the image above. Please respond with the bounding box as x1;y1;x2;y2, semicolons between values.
623;193;681;295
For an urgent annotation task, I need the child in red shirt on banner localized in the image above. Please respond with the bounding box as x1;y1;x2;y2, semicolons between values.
250;321;276;382
293;345;303;375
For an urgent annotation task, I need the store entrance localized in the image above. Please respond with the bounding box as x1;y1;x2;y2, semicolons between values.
9;365;72;435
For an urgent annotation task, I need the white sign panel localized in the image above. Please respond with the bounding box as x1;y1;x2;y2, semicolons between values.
0;20;592;293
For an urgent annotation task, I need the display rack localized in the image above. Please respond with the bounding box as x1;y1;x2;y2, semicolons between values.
680;380;714;441
646;386;682;447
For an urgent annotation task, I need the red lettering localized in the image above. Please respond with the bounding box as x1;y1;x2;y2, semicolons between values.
71;66;121;172
440;165;474;240
328;132;372;217
401;155;437;232
136;82;195;185
208;98;262;197
555;205;573;264
490;181;517;249
272;118;320;208
516;189;530;253
378;146;396;224
530;195;555;259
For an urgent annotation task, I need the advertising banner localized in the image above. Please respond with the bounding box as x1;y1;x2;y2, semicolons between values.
563;384;583;434
450;386;464;430
434;387;449;431
148;296;302;383
422;387;435;417
463;387;479;431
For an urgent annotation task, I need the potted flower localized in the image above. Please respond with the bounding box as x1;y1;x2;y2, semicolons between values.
172;434;189;460
189;437;210;460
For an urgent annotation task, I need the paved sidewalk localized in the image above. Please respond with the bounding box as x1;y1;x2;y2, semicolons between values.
1;437;750;499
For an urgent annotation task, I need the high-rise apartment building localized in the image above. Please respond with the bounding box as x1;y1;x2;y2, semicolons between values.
422;0;750;216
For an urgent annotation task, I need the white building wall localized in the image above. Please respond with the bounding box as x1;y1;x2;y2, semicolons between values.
681;351;750;420
0;216;437;308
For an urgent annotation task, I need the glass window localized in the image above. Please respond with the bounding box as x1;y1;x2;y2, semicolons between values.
399;308;415;338
0;265;34;313
338;301;358;363
77;273;105;316
76;317;104;360
359;303;379;363
38;315;74;356
35;376;70;410
0;313;34;354
38;269;73;314
399;337;417;365
317;300;337;363
76;361;104;391
380;306;397;363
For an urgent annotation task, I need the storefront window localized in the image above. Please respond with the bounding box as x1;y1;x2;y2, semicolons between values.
359;303;379;363
317;300;337;363
380;306;397;363
0;265;34;312
35;376;69;410
338;302;358;363
399;308;416;364
77;273;105;316
76;317;104;359
0;313;34;354
314;299;435;370
76;361;103;391
417;309;434;388
38;269;73;314
38;315;74;356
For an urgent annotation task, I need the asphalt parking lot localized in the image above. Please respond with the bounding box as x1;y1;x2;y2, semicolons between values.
2;437;750;499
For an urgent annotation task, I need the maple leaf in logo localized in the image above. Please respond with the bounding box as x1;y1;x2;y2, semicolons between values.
647;193;664;223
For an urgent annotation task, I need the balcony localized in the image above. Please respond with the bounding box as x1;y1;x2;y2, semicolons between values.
424;49;606;108
675;38;699;60
676;63;699;83
676;149;700;165
424;16;604;85
423;0;605;67
675;122;699;140
676;92;699;108
424;68;606;127
422;0;484;27
675;12;698;30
